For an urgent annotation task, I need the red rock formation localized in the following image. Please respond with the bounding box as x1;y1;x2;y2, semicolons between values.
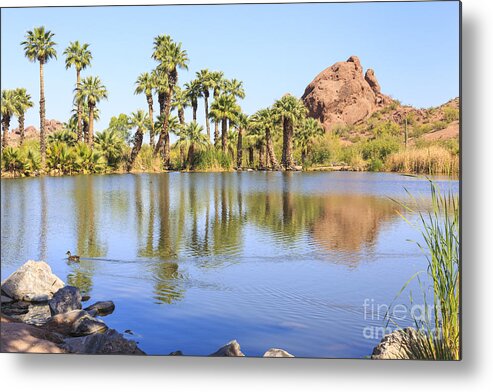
302;56;392;132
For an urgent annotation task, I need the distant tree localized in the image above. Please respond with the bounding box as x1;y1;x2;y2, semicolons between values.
273;94;307;169
21;26;57;168
127;110;150;171
134;72;157;149
13;88;34;146
77;76;108;147
64;41;92;141
1;89;17;148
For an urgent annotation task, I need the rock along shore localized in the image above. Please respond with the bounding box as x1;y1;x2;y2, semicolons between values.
1;260;295;357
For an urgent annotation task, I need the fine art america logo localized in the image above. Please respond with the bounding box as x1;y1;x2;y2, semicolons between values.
362;298;436;340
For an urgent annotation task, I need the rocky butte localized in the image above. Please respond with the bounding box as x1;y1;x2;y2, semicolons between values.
302;55;393;132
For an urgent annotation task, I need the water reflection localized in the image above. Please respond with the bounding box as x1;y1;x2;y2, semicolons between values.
2;173;414;301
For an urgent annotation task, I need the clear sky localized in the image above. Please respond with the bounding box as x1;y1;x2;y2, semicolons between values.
1;1;460;133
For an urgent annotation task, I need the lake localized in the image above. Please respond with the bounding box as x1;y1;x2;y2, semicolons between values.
0;172;458;358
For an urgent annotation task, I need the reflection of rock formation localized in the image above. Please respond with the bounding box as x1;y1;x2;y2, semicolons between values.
311;195;400;253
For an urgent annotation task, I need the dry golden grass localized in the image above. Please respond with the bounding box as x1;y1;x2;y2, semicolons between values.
385;146;459;175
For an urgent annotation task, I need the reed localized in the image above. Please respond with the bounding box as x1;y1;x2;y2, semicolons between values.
385;146;459;175
393;181;460;360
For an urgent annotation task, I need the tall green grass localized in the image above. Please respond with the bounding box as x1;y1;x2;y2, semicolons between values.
391;181;460;360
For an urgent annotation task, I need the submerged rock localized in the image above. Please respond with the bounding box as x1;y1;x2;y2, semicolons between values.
263;348;294;358
44;309;107;337
1;260;65;301
371;327;426;359
210;340;245;357
62;328;145;355
84;301;115;316
169;350;183;356
49;286;82;316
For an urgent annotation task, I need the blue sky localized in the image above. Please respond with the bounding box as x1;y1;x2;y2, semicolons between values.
1;2;460;133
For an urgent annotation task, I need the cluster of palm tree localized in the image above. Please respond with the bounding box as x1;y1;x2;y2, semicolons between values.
2;26;326;176
1;88;34;148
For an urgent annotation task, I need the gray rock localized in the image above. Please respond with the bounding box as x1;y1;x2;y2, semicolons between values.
263;348;294;358
210;340;245;357
49;286;82;316
62;328;145;355
84;301;115;316
44;309;107;337
1;260;65;301
371;327;426;360
1;295;13;304
81;295;91;302
169;350;183;356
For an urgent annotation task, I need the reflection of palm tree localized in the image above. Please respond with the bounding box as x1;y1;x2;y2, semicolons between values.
38;177;47;260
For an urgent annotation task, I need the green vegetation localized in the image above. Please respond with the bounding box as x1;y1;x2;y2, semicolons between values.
1;26;459;177
391;182;460;360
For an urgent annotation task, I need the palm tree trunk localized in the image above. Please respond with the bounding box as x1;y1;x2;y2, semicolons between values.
248;147;254;167
76;70;83;141
83;120;89;143
221;117;228;153
282;117;294;169
204;93;210;140
88;103;95;148
266;128;280;170
188;143;195;169
39;59;46;169
127;129;143;172
180;145;185;168
178;108;185;126
236;128;243;169
259;145;265;169
214;89;219;145
155;83;175;166
147;94;155;149
2;117;10;149
192;103;197;121
19;114;25;146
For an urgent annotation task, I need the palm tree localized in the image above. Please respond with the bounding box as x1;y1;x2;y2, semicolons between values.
64;41;92;141
224;78;245;100
209;71;225;145
174;121;209;168
196;69;213;139
127;109;150;171
210;94;239;153
69;101;99;143
152;36;189;167
1;90;17;148
184;79;202;122
250;108;280;170
233;112;249;169
273;94;307;169
77;76;108;147
296;117;325;164
134;72;157;149
171;85;189;127
21;26;57;168
94;128;125;169
246;124;266;169
13;88;34;146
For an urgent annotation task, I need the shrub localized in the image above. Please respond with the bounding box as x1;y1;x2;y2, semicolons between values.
385;146;459;175
1;147;26;176
361;136;401;161
48;129;78;147
372;121;401;137
443;107;459;123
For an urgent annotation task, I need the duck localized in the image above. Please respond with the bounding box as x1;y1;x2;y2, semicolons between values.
66;251;80;262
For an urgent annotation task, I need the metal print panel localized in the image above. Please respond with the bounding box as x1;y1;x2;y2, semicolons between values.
0;1;460;359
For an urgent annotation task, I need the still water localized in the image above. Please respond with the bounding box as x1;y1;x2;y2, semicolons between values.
1;172;458;357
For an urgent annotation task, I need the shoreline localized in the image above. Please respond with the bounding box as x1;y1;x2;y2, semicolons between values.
0;166;459;179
